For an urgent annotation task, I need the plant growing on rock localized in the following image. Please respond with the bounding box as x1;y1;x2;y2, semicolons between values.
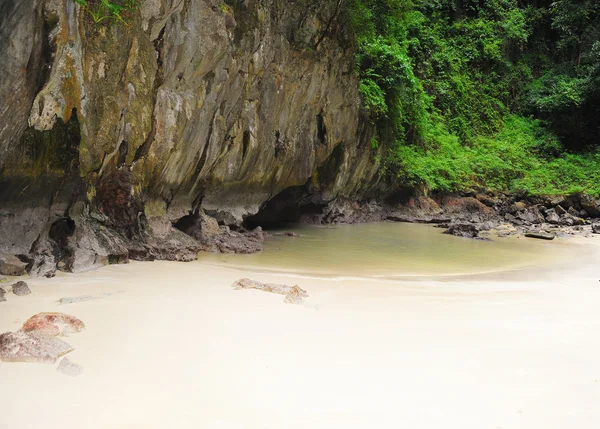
73;0;136;25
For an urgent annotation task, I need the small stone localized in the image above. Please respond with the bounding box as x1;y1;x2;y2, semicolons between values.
0;288;5;302
12;281;31;296
56;357;84;377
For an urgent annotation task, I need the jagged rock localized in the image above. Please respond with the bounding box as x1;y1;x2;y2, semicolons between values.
22;313;85;337
508;201;527;214
545;209;560;224
555;205;567;215
525;232;555;241
580;195;600;217
0;255;28;276
443;223;481;239
0;331;73;364
517;208;545;224
56;357;84;377
232;278;309;304
12;281;31;296
560;214;585;227
479;221;496;231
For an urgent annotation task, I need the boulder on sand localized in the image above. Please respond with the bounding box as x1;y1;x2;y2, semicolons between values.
12;281;31;296
22;313;85;337
0;331;73;364
232;278;309;304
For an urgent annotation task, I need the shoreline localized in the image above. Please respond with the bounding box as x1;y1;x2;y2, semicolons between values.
2;233;600;428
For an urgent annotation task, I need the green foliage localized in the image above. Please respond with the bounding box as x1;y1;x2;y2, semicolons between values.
346;0;600;197
73;0;136;25
386;115;600;197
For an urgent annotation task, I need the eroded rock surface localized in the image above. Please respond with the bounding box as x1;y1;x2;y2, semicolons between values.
232;278;309;304
22;313;85;337
0;331;74;364
0;0;382;275
12;281;31;296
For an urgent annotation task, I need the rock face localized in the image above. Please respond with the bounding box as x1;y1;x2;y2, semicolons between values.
232;278;309;304
0;0;383;275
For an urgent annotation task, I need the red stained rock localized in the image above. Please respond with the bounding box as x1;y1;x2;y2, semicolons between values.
22;313;85;337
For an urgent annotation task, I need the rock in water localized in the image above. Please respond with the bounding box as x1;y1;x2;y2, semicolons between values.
525;232;555;240
12;281;31;296
56;357;84;377
232;278;309;304
22;313;85;337
0;331;73;364
443;223;481;239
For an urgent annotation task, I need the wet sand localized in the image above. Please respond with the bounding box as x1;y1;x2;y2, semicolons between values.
1;234;600;429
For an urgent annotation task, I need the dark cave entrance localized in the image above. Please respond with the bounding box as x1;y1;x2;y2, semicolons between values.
243;184;326;230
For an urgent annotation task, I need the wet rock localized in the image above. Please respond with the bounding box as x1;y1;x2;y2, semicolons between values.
0;331;74;364
0;255;28;276
56;357;84;377
200;227;265;254
443;223;480;239
273;231;300;237
12;281;31;296
232;278;309;304
22;313;85;337
525;232;555;240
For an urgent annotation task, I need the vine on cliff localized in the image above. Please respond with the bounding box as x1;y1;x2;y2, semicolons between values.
73;0;136;25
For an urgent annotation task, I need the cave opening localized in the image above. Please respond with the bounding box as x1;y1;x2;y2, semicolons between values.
243;184;326;230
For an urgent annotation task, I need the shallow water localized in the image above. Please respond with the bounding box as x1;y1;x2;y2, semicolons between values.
200;222;571;278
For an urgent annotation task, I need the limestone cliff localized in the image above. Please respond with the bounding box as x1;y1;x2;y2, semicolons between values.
0;0;384;275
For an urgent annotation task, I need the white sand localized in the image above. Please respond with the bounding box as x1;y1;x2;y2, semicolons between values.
1;238;600;429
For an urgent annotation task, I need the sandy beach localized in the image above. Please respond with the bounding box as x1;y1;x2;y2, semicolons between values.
1;235;600;429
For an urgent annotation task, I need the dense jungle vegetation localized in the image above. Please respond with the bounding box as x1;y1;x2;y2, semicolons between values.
348;0;600;196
